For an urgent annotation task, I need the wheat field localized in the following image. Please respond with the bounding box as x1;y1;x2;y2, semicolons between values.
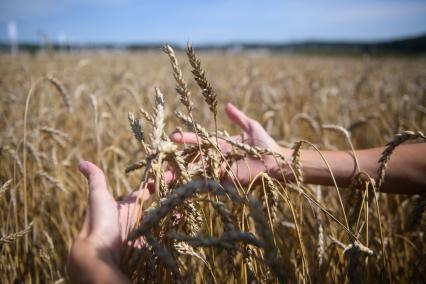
0;48;425;283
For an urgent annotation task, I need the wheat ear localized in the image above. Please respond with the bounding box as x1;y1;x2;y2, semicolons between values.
291;113;321;136
344;241;374;284
315;186;324;270
261;173;278;224
125;160;146;174
1;146;24;175
162;45;193;111
139;107;154;124
128;112;144;142
128;180;224;240
45;74;73;113
0;179;12;197
145;236;181;280
0;222;33;244
376;131;425;190
167;230;262;249
186;43;218;138
292;141;304;184
151;87;165;151
163;45;207;177
35;171;68;193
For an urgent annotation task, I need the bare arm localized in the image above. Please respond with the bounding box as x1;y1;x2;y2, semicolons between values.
277;144;426;194
172;103;425;195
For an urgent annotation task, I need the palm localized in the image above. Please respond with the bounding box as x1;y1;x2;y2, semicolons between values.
221;104;280;185
78;162;151;263
172;103;281;185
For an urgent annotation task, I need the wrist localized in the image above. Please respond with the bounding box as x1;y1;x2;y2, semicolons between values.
264;146;293;181
68;236;127;284
68;237;98;283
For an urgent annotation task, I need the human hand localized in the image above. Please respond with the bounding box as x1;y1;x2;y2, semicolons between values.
68;161;172;284
172;103;288;185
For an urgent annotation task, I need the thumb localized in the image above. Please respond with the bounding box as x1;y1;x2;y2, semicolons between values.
225;103;251;132
79;161;115;218
79;161;108;190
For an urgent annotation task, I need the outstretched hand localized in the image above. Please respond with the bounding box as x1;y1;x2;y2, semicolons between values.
171;103;287;185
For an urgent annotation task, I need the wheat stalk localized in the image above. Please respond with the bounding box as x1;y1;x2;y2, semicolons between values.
25;142;44;169
322;124;361;172
291;113;321;136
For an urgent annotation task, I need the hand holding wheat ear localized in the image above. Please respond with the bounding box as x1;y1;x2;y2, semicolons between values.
68;161;173;284
172;103;286;185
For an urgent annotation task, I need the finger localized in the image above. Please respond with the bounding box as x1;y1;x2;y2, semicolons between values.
217;138;233;153
226;102;251;132
171;132;198;144
146;170;175;194
164;170;174;184
79;161;115;219
79;161;108;192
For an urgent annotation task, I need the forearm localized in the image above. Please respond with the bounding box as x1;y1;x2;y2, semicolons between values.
276;144;426;194
68;237;130;284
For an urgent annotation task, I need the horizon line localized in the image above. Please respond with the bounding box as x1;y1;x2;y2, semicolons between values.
2;31;425;47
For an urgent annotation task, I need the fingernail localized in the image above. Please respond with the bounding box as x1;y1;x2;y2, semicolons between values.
78;161;88;172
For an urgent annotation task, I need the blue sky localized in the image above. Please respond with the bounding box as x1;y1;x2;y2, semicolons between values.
1;0;426;44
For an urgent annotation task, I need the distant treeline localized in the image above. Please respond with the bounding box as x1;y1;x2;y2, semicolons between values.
1;34;425;55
